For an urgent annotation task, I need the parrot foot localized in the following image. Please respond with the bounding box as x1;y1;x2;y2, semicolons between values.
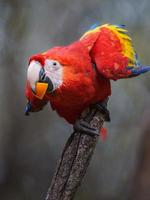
73;98;110;136
94;98;110;122
73;119;99;136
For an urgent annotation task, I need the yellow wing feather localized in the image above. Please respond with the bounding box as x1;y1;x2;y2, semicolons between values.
103;24;136;67
81;24;136;67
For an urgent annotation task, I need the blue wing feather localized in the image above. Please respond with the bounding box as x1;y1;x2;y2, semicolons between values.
131;65;150;76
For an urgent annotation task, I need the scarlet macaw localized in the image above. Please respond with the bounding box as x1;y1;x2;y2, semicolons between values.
25;24;150;135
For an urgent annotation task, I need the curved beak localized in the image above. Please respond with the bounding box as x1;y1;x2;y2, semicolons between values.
33;68;54;100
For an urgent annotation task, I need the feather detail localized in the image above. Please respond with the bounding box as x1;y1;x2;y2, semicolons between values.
80;23;137;66
103;24;136;66
130;65;150;77
80;23;150;80
100;127;107;142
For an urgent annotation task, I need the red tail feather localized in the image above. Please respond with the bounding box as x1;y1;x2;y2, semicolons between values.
100;127;107;142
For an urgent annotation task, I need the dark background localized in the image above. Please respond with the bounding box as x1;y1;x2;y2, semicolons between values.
1;0;150;199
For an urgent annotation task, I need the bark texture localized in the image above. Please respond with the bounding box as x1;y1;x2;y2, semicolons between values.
45;107;105;200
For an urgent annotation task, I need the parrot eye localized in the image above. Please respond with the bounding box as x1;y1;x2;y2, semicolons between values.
44;59;60;70
27;61;42;91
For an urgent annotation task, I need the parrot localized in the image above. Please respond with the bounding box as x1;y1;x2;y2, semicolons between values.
25;23;150;136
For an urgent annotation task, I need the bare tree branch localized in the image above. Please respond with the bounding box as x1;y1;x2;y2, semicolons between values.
45;107;105;200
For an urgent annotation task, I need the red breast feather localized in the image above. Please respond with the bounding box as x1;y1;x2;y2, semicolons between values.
43;41;111;123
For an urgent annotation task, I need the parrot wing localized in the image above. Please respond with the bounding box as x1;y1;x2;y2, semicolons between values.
80;24;150;80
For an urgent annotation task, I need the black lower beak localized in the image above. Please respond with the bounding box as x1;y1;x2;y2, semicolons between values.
42;76;53;92
25;101;32;115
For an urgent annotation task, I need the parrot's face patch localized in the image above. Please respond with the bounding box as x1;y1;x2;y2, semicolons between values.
44;59;63;90
27;59;63;99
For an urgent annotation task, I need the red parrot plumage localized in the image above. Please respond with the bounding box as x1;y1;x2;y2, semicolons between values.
25;24;150;125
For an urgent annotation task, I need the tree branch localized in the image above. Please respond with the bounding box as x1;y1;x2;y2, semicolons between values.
45;107;105;200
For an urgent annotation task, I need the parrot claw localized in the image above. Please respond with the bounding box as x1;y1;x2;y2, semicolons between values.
73;119;99;136
94;98;110;122
73;98;110;136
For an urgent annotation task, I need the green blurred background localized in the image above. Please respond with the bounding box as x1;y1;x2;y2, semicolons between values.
0;0;150;199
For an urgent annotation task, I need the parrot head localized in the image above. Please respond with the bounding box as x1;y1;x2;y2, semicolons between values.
27;56;63;98
25;53;64;114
